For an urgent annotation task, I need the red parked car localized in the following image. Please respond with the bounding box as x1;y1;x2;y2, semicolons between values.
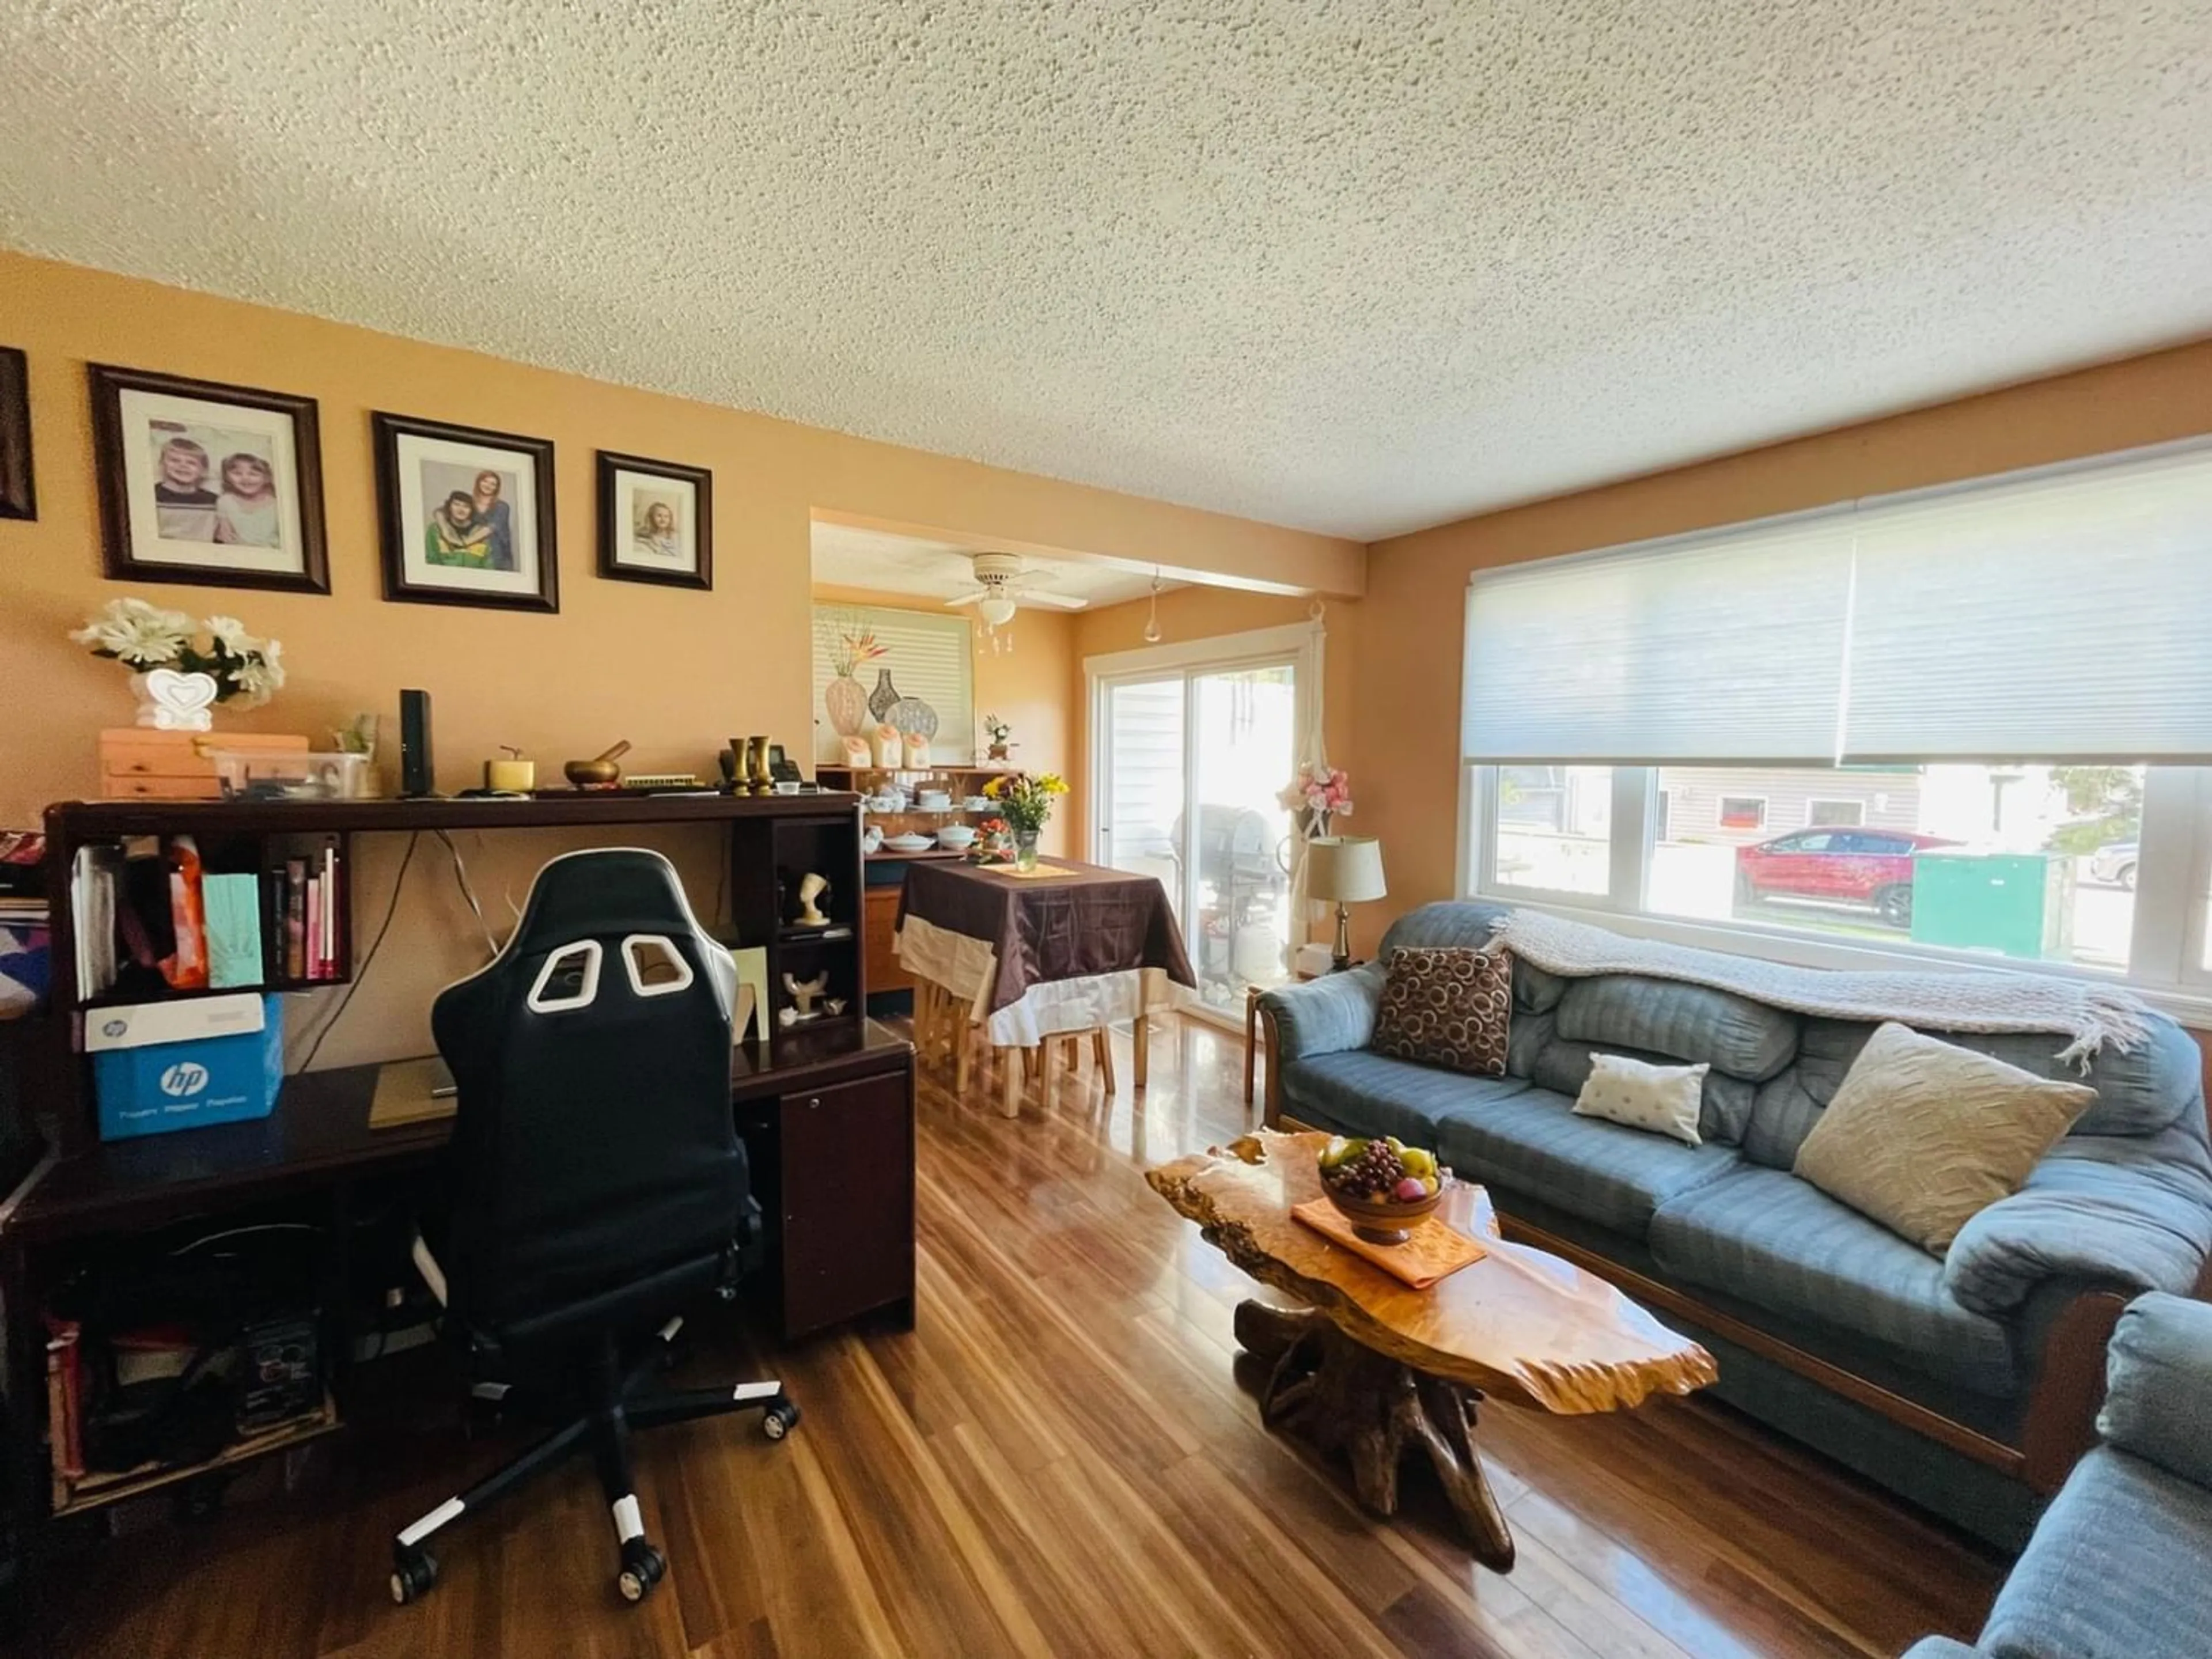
1733;830;1958;928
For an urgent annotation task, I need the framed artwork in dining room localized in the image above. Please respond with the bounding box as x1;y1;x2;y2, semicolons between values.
373;411;558;612
88;363;330;592
596;450;711;589
1;347;32;521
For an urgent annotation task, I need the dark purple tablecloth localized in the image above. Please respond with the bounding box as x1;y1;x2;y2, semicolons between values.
897;858;1196;1013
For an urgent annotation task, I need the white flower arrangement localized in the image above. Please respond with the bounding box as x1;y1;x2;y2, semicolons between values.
71;598;288;707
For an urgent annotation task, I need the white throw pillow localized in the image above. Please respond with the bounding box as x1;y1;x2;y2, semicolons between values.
1572;1052;1709;1146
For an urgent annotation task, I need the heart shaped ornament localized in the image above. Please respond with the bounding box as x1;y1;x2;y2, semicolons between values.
136;668;219;731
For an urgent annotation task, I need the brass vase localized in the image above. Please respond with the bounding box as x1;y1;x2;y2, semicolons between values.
746;734;773;795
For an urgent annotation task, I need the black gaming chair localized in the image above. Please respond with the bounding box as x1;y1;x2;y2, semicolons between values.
387;848;796;1608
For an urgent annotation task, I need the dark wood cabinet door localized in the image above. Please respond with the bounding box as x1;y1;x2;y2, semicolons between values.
779;1068;914;1335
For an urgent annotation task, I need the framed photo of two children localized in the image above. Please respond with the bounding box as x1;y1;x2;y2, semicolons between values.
88;364;331;594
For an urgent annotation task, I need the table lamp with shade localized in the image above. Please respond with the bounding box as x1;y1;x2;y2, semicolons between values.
1304;836;1387;972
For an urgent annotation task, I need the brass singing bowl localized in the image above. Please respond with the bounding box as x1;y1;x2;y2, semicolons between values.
565;739;631;788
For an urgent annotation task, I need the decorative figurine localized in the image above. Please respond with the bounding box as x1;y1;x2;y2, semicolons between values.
782;970;828;1018
793;872;831;927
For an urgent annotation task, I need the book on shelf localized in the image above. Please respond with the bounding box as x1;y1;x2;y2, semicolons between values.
43;1315;84;1505
202;873;263;989
304;875;323;982
317;840;339;979
283;858;307;981
69;844;120;999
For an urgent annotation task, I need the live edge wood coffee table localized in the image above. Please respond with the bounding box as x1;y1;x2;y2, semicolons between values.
1148;1130;1717;1570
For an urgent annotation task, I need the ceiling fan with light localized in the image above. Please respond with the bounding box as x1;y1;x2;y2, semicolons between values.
944;552;1088;626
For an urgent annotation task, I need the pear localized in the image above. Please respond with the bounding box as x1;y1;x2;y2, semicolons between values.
1319;1135;1364;1171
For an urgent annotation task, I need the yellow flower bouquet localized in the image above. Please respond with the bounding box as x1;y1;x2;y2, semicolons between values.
981;771;1068;869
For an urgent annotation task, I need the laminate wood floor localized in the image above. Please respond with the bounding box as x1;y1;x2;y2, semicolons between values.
28;1017;2004;1659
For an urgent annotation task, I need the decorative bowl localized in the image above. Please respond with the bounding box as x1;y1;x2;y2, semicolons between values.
915;791;953;811
1318;1139;1448;1244
1321;1182;1445;1245
964;796;994;811
882;832;935;853
935;825;977;849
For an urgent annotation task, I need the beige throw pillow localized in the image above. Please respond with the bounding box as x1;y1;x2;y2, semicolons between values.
1572;1052;1709;1146
1793;1022;2094;1253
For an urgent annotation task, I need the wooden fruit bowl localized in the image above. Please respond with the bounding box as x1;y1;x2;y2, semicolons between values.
1321;1179;1445;1245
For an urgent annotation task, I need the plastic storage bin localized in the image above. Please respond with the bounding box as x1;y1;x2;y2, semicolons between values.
211;750;370;801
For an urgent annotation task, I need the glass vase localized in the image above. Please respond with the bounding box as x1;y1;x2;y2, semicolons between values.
1014;828;1040;872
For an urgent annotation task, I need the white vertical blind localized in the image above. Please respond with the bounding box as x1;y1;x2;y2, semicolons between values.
1461;517;1856;763
1841;448;2212;761
810;606;975;763
1464;438;2212;767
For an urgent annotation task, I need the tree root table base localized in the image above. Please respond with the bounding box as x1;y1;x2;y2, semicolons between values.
1234;1301;1516;1571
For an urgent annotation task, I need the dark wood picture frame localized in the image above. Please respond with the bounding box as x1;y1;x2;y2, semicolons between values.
0;347;32;521
372;411;558;613
88;363;330;593
596;450;713;590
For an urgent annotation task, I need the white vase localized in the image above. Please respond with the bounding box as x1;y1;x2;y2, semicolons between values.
130;668;219;732
824;674;868;737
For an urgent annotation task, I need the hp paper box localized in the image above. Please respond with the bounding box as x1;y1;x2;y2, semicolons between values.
88;993;283;1140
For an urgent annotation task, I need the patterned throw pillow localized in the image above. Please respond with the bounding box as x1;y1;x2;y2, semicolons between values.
1370;946;1513;1077
1572;1052;1709;1146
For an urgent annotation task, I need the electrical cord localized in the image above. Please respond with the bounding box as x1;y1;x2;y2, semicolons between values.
434;830;499;956
293;831;419;1075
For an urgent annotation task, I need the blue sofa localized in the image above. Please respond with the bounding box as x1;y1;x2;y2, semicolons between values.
1904;1293;2212;1658
1258;902;2212;1547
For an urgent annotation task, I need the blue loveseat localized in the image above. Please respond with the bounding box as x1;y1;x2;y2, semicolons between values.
1257;902;2212;1547
1904;1293;2212;1658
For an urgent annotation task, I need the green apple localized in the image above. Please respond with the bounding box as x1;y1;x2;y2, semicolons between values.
1399;1147;1438;1180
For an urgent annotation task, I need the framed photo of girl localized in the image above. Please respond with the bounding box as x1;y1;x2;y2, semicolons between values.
597;450;711;589
373;411;558;612
88;364;330;593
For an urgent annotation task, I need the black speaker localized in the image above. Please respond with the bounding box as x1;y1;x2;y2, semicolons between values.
399;690;435;797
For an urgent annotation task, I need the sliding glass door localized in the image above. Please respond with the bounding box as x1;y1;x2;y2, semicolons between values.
1099;676;1185;919
1095;645;1303;1016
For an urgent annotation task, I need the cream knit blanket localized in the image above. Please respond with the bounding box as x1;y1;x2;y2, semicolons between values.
1488;910;2152;1065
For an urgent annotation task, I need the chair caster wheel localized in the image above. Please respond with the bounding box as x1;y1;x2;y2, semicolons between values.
762;1399;800;1441
617;1540;666;1604
391;1547;439;1605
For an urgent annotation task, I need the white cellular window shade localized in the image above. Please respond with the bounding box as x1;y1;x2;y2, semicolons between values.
1465;437;2212;768
1462;517;1855;763
1841;447;2212;762
810;605;975;762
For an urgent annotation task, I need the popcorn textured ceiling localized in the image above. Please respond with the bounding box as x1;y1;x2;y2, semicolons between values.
2;2;2208;540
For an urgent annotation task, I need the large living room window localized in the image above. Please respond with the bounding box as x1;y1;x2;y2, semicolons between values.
1460;438;2212;1006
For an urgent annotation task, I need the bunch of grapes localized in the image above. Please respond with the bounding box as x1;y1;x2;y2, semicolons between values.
1325;1139;1407;1199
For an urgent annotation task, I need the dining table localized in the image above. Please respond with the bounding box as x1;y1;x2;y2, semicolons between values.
894;856;1195;1114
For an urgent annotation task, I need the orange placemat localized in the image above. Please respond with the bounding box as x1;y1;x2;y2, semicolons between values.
1291;1198;1488;1290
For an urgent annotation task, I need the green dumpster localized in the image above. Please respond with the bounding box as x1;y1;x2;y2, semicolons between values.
1909;851;2073;961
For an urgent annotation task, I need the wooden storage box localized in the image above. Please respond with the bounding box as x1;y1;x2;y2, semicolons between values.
99;730;309;801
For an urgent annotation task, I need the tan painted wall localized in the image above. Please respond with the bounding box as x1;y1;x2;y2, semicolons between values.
1348;339;2212;958
808;583;1075;855
0;251;1356;1066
